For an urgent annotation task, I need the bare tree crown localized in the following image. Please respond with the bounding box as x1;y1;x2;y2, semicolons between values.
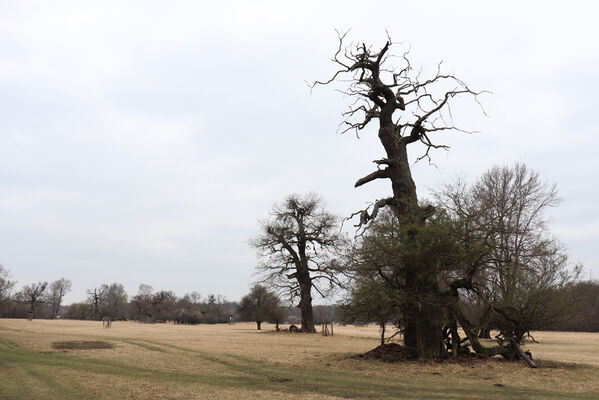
313;32;485;228
251;193;346;299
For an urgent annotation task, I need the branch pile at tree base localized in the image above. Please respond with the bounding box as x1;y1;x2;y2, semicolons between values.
351;343;537;368
351;343;406;361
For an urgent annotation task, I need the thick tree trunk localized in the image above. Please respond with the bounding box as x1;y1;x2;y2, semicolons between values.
397;237;446;358
477;305;493;339
296;257;316;333
298;283;315;333
379;128;446;358
256;320;262;330
403;304;445;358
508;338;537;368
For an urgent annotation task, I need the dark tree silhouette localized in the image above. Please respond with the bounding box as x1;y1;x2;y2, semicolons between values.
87;286;105;319
436;163;580;345
313;33;483;357
0;266;16;304
47;278;72;319
338;278;397;346
251;193;345;333
99;283;128;320
238;284;281;330
19;281;48;315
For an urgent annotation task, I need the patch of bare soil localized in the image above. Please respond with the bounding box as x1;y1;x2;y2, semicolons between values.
52;340;115;350
268;376;293;383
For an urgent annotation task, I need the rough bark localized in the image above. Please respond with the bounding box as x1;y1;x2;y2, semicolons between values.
298;276;316;332
509;338;537;368
299;298;315;332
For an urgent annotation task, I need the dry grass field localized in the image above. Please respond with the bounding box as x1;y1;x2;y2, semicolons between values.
1;319;598;399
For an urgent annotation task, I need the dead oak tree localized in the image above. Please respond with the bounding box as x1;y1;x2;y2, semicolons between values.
313;34;486;358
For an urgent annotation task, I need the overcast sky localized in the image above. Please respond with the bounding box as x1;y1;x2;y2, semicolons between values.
1;1;597;305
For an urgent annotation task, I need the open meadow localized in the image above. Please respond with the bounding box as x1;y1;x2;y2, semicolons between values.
1;319;599;399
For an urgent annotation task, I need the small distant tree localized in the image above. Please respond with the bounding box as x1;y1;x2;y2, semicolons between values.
151;290;178;322
202;294;231;323
64;302;93;320
173;291;204;324
181;291;202;306
338;280;398;346
86;283;128;320
131;284;154;321
269;304;287;331
87;286;105;319
0;266;17;317
17;281;48;316
238;284;281;330
47;278;72;319
0;266;16;303
100;283;128;320
251;193;346;333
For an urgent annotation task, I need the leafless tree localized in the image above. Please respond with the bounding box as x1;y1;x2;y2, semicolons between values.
313;32;484;229
437;163;581;344
17;281;48;315
250;193;346;332
313;33;483;357
0;265;16;303
47;278;72;319
87;286;105;319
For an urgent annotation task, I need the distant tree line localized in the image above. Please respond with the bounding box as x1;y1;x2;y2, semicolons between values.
0;271;257;325
0;272;238;323
547;280;599;332
0;267;346;328
0;271;72;320
65;284;237;324
0;262;597;333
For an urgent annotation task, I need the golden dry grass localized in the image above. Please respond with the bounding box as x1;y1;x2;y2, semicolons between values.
1;319;598;399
